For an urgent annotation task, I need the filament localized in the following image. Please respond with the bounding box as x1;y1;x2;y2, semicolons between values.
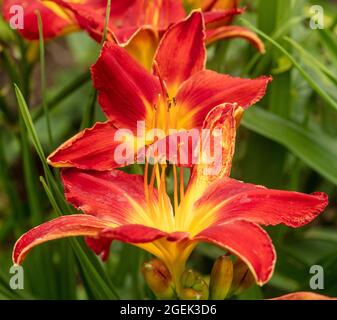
179;166;185;202
173;165;178;214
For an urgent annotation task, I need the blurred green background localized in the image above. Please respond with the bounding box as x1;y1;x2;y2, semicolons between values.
0;0;337;299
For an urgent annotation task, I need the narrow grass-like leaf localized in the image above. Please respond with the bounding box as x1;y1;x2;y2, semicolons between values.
101;0;111;45
242;107;337;186
243;15;305;76
36;10;53;147
285;36;337;85
319;29;337;67
241;18;337;112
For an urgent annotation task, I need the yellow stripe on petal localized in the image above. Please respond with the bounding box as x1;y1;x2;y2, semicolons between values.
43;1;75;22
123;28;159;71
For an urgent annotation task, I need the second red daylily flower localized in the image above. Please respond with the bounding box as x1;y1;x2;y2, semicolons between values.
12;104;328;297
50;0;264;69
47;11;271;170
2;0;78;39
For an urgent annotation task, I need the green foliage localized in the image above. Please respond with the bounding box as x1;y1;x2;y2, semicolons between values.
0;0;336;300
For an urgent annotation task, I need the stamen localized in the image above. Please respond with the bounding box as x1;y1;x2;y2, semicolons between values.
180;166;185;202
155;164;161;190
173;165;178;213
149;163;157;194
144;159;150;206
153;61;169;100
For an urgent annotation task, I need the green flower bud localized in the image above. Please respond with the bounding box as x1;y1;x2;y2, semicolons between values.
141;259;176;300
181;269;198;288
180;288;205;300
180;269;209;300
209;255;233;300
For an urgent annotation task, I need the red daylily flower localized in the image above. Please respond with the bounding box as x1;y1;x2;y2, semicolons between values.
13;104;328;296
186;0;264;52
47;11;271;170
2;0;79;40
49;0;264;69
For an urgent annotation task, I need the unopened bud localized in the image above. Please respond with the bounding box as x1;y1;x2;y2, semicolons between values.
180;269;209;300
180;288;206;300
181;269;198;288
209;255;233;300
230;259;255;296
141;259;176;300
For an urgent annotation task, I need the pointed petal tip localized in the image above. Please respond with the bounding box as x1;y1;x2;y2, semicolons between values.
12;215;111;265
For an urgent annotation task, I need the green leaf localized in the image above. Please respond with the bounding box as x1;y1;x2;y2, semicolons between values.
319;29;337;67
241;18;337;113
303;227;337;244
36;10;53;147
284;36;337;86
242;107;337;186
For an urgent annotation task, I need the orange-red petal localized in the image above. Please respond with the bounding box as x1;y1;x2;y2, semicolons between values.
92;42;160;130
203;8;243;27
100;224;167;243
47;121;134;170
175;70;272;128
206;25;266;53
51;0;185;44
62;169;153;226
194;178;328;227
85;236;112;261
194;220;276;285
270;292;337;300
13;214;112;264
154;11;206;97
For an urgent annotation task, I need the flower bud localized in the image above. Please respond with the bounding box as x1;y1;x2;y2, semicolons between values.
180;287;207;300
209;255;233;300
180;269;209;300
230;259;255;296
141;259;176;300
181;269;198;288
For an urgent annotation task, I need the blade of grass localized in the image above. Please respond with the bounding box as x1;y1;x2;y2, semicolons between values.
284;36;337;85
243;15;305;76
36;10;53;147
241;18;337;112
242;107;337;186
100;0;111;46
319;29;337;67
